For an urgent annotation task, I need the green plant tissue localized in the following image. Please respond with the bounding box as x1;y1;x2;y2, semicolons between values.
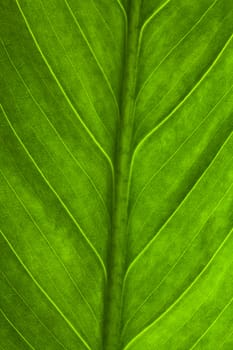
0;1;233;349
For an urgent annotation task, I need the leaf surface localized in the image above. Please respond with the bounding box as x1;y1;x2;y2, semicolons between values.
0;1;233;349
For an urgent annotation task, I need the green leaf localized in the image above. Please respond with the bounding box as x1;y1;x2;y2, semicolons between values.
0;1;233;349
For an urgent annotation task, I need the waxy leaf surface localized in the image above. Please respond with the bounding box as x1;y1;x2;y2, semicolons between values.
0;1;233;349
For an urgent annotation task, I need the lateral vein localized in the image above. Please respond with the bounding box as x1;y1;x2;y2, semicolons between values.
128;83;233;227
0;170;98;324
63;0;119;118
123;226;233;350
135;0;219;104
0;229;92;350
0;104;107;279
1;273;68;350
14;0;114;175
189;295;233;349
0;309;36;350
122;181;233;335
124;131;233;284
1;40;110;219
131;32;233;166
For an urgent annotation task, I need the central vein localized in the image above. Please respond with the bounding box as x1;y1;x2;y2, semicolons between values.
103;2;142;349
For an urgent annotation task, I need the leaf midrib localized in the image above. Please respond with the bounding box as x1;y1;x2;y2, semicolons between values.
103;1;142;349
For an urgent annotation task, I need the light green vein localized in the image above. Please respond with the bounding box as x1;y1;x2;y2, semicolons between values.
123;226;233;350
219;329;233;349
1;273;68;350
132;0;172;127
0;308;36;350
14;0;114;176
0;169;98;323
91;0;118;47
0;228;92;350
128;82;233;228
133;0;171;87
135;0;219;122
134;30;233;149
189;296;233;349
129;32;233;195
138;0;171;45
0;104;107;279
38;0;112;139
124;131;233;287
161;256;233;349
1;39;110;219
135;8;227;142
122;181;233;336
63;0;119;117
116;0;127;26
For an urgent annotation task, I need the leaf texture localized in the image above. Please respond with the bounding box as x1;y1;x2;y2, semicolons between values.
0;1;233;349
